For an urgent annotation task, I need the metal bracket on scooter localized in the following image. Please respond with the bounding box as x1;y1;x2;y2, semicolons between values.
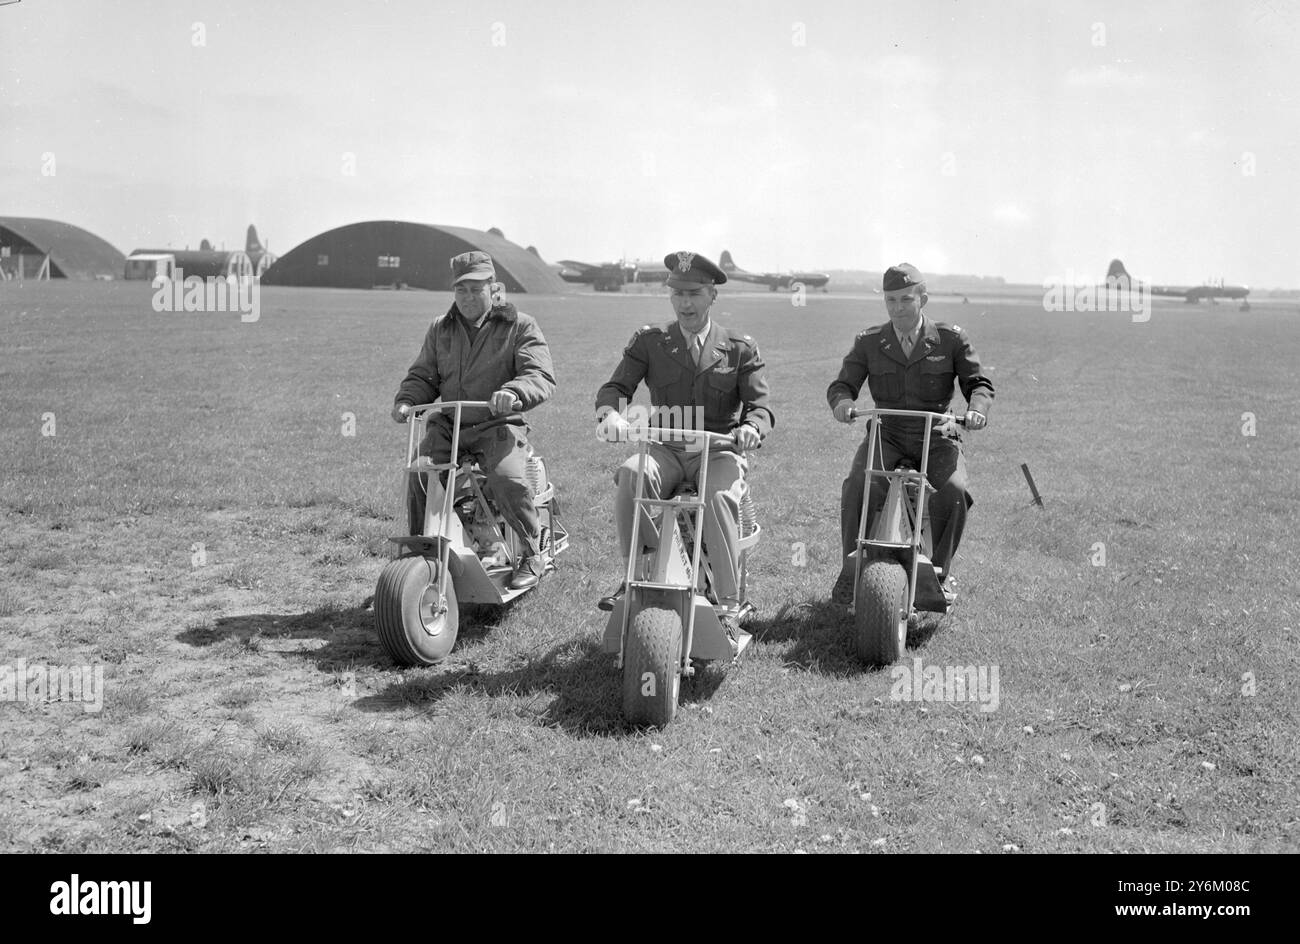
388;535;465;577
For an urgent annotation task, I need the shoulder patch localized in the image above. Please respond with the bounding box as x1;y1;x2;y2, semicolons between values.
632;324;666;341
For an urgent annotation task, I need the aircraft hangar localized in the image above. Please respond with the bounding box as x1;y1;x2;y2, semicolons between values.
0;216;125;280
261;221;565;293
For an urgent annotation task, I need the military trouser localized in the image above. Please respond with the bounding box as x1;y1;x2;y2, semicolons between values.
840;425;971;579
614;443;748;605
407;420;541;556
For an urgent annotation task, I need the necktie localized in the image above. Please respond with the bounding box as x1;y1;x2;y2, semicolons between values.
900;331;914;356
691;335;704;366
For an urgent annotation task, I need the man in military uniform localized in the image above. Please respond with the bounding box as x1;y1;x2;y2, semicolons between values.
392;251;556;591
827;263;993;604
595;251;775;617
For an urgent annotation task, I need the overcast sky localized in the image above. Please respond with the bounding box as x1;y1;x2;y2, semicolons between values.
2;0;1297;287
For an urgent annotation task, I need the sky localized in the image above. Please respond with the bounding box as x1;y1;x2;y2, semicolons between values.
2;0;1297;287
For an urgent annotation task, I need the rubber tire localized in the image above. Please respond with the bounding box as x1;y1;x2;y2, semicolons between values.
621;607;683;728
855;560;909;667
374;556;459;666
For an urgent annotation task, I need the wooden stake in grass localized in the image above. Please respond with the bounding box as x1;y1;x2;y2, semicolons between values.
1021;463;1043;507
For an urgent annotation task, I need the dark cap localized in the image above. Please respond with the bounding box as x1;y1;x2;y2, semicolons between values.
451;251;496;284
883;263;925;292
664;251;727;288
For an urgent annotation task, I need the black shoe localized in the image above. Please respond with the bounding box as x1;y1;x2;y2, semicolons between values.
597;582;626;612
509;554;545;590
831;567;856;605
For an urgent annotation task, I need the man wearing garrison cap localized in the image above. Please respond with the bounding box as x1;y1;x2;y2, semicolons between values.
826;263;994;604
392;251;556;590
595;251;775;627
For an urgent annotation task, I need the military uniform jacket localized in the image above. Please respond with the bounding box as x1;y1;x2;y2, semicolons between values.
827;317;993;432
395;302;555;426
597;321;775;438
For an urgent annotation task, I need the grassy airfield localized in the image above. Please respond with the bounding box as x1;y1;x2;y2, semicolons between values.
1;280;1296;852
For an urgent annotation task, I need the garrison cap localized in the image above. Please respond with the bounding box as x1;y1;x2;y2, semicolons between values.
451;251;496;284
883;263;925;292
664;250;727;288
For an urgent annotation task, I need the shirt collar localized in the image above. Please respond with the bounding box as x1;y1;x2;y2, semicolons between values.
685;318;712;346
894;314;924;343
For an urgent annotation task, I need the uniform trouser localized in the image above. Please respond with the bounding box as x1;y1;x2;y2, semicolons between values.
840;426;972;579
407;421;541;556
614;444;748;604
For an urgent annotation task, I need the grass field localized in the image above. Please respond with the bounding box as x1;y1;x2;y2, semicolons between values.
2;280;1297;853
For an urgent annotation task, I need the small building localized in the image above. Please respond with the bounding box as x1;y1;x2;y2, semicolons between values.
130;249;252;280
123;253;176;281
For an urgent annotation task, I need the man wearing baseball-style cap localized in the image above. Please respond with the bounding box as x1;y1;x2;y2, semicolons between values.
391;251;556;590
826;263;994;604
594;251;775;646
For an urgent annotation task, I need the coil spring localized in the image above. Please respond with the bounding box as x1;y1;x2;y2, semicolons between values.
740;488;758;538
525;454;547;497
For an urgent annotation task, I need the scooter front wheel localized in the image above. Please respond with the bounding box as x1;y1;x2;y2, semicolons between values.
374;556;460;666
855;560;909;667
621;607;682;728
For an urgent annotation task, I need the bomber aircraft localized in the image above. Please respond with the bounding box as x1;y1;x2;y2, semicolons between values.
719;250;830;292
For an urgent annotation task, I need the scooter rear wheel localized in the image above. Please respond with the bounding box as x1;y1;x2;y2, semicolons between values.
855;560;909;667
374;556;460;666
621;607;683;728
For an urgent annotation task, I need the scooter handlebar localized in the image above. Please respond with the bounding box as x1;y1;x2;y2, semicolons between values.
613;427;743;446
846;407;967;426
402;400;492;417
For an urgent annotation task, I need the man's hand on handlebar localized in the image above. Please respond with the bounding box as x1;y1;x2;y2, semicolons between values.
732;423;761;451
489;390;521;416
596;410;631;442
964;410;987;431
391;403;411;424
832;400;857;424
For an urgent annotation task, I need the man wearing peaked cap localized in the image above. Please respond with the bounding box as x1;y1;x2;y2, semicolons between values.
826;262;995;604
664;249;728;288
594;250;773;630
391;250;557;591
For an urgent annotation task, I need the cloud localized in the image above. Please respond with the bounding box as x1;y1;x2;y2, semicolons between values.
869;54;943;88
1064;65;1152;89
992;203;1031;225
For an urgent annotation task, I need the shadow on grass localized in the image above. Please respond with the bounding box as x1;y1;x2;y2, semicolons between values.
355;636;740;738
354;637;638;737
179;601;735;735
745;598;946;677
177;599;502;671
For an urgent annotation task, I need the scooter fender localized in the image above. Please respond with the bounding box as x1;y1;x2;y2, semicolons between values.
602;591;735;662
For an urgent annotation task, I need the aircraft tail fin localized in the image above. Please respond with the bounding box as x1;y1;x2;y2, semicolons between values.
246;225;263;253
200;238;213;252
720;250;737;272
1106;258;1130;284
